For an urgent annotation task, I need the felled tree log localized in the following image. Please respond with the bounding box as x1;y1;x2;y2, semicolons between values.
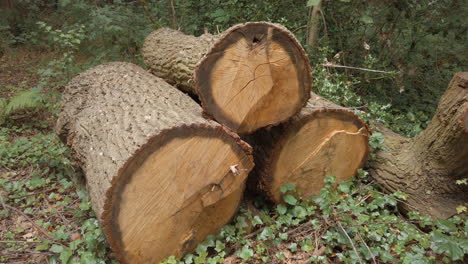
370;72;468;219
246;93;370;203
55;62;254;264
142;22;312;134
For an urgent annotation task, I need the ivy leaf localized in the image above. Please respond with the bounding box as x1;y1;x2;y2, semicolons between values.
252;215;263;226
195;243;208;255
306;0;321;7
259;226;275;240
360;15;374;24
456;205;466;214
277;204;287;215
283;194;297;205
289;243;297;252
280;184;295;193
215;240;225;252
436;219;457;233
338;180;352;194
79;252;97;264
184;254;194;264
49;244;63;253
430;231;464;260
59;247;73;264
238;245;254;260
324;175;336;184
392;191;408;200
35;240;50;251
455;179;467;185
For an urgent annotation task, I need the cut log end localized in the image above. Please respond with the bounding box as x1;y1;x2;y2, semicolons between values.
195;22;312;134
264;110;369;203
102;126;253;264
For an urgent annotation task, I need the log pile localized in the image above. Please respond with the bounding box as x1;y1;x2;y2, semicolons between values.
55;22;406;263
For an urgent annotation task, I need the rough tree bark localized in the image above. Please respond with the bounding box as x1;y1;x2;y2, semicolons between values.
370;72;468;219
306;0;322;47
142;22;312;134
55;62;254;264
246;93;370;203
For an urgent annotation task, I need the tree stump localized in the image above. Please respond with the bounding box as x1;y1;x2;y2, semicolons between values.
246;93;370;203
142;22;312;134
370;72;468;219
55;62;254;264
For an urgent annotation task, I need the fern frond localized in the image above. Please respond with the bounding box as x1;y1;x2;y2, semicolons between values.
4;88;47;115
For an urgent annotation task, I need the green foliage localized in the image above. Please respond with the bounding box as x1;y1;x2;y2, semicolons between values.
0;125;114;263
0;88;47;120
33;21;86;85
173;0;307;40
161;172;467;263
0;129;70;170
319;0;465;134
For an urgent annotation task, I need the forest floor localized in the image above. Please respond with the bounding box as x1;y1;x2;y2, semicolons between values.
0;48;114;264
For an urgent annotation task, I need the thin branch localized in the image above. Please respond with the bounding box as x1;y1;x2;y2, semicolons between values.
321;63;393;74
356;231;377;264
0;194;60;244
304;105;368;110
0;240;41;243
337;221;364;264
8;187;57;199
292;25;307;33
345;220;422;229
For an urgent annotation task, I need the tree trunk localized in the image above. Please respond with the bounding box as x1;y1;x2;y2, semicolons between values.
55;62;254;264
246;93;370;203
306;0;322;47
0;0;13;9
142;22;312;134
370;72;468;219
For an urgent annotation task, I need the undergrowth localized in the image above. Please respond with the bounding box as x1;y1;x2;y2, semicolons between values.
161;172;467;264
1;121;466;263
0;126;114;263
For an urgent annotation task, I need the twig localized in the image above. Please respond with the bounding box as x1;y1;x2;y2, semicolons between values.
0;194;60;244
346;220;422;228
356;231;377;264
244;227;264;239
0;163;13;171
292;25;307;33
0;240;41;243
304;105;368;110
336;221;364;264
321;63;393;74
286;221;313;235
8;187;57;199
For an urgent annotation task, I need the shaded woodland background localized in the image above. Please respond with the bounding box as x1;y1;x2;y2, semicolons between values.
0;0;466;263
